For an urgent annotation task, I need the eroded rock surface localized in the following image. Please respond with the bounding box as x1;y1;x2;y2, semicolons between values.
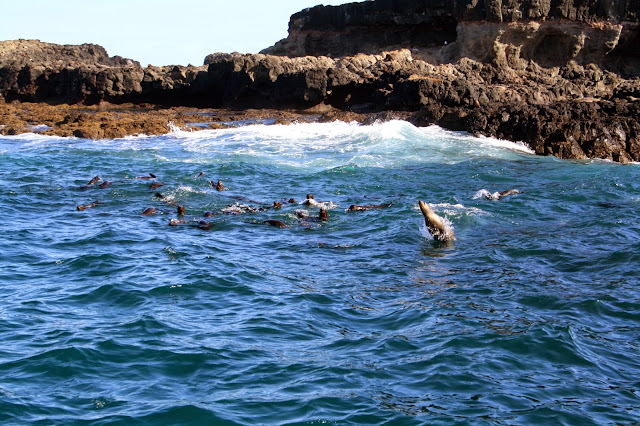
2;0;640;163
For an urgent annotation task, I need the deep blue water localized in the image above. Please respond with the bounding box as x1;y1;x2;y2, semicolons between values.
0;121;639;424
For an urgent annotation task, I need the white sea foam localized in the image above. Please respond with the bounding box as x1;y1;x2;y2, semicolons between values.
414;202;488;218
473;189;501;200
171;120;535;170
1;120;536;168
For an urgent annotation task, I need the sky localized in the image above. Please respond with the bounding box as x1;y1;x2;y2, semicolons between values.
0;0;349;66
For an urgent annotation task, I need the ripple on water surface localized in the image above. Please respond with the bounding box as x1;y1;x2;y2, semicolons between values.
0;123;639;424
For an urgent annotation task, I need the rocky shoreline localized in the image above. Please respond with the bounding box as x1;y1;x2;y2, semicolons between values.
2;0;640;162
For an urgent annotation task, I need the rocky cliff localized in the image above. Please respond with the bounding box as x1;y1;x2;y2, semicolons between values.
263;0;640;77
0;39;137;67
2;0;640;163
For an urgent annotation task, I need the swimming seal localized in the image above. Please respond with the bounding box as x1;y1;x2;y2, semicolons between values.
177;205;185;216
497;189;521;199
475;189;522;200
141;207;157;216
297;208;328;223
136;173;157;179
197;220;214;230
418;200;454;242
80;175;101;190
149;182;163;189
302;194;317;206
263;220;289;228
77;201;102;211
348;203;392;211
319;208;328;222
99;181;112;189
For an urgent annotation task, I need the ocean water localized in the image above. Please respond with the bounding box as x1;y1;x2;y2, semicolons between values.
0;120;639;425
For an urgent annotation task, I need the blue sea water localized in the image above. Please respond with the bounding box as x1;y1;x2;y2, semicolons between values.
0;120;639;425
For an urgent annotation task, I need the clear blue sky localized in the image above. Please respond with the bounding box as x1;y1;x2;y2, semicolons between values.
0;0;348;66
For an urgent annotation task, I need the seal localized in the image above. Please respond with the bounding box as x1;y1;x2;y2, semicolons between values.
80;175;101;190
318;208;328;222
136;173;157;179
348;203;392;211
77;201;101;211
197;220;214;230
141;207;157;216
297;208;328;223
497;189;521;199
263;219;289;228
474;189;521;200
302;194;318;206
149;182;163;189
418;200;455;242
99;181;112;189
208;180;226;191
177;205;185;216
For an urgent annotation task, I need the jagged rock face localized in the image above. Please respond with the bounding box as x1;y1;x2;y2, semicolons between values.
262;0;640;76
1;31;640;162
0;39;138;67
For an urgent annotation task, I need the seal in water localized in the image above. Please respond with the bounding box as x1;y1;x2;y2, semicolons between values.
474;189;521;200
418;200;454;242
207;180;225;191
497;189;521;199
198;220;214;230
302;194;318;206
263;220;289;228
77;201;102;211
149;182;163;189
318;208;328;222
297;208;328;223
177;205;185;216
141;207;157;216
99;181;112;189
348;203;392;211
80;175;101;190
136;173;157;179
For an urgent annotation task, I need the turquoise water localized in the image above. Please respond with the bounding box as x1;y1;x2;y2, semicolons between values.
0;121;639;424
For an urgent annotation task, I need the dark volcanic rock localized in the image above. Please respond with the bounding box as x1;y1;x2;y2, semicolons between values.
2;1;640;163
0;39;137;67
263;0;640;77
